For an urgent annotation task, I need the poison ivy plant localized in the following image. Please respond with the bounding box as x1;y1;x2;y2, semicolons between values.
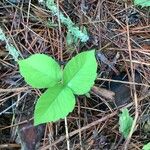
18;50;97;125
119;108;133;138
134;0;150;7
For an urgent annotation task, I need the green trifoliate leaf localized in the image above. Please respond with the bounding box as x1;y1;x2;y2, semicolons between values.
63;50;97;95
142;142;150;150
18;54;62;88
34;84;75;125
119;108;133;138
134;0;150;7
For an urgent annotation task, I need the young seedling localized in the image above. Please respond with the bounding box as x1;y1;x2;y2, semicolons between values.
119;108;133;138
18;50;97;126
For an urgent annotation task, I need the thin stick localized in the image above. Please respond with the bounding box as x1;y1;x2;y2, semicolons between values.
56;0;70;149
123;59;150;66
0;143;20;149
77;99;83;150
0;87;29;93
97;78;150;87
25;0;31;42
65;117;70;150
124;3;139;150
0;102;16;115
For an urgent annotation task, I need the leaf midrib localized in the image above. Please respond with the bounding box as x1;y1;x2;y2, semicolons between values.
64;59;86;86
44;85;65;117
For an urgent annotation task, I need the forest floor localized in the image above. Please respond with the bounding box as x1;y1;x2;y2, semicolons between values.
0;0;150;150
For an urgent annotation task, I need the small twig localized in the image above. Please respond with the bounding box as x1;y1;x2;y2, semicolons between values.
123;3;139;150
97;78;150;87
25;0;31;43
124;59;150;66
0;117;33;130
0;102;16;115
77;99;83;150
0;87;29;93
65;117;70;150
0;143;21;149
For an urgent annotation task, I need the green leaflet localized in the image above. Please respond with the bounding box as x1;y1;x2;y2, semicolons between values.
142;142;150;150
119;108;133;138
134;0;150;7
63;50;97;95
18;54;62;88
34;84;75;125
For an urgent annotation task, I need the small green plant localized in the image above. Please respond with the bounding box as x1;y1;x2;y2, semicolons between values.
119;108;133;138
18;50;97;125
142;142;150;150
134;0;150;7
